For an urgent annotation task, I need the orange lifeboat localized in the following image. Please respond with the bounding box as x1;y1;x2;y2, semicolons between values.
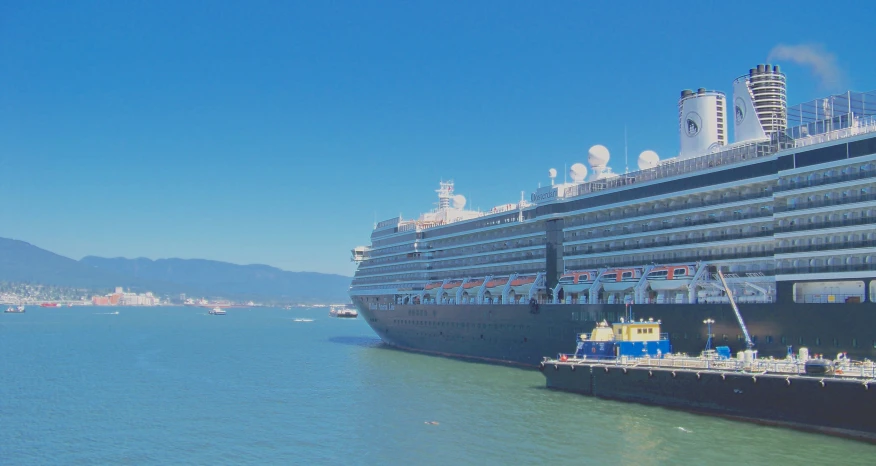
509;275;537;295
484;277;509;291
557;270;598;293
646;265;696;291
442;280;464;293
600;268;643;292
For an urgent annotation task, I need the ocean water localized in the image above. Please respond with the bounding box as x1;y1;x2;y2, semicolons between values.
1;306;874;465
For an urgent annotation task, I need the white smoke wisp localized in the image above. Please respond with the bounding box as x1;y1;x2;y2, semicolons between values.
767;44;843;89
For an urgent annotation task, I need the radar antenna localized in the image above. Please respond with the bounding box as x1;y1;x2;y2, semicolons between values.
717;270;754;350
436;180;454;210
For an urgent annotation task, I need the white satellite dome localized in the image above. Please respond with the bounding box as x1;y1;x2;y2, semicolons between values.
588;145;610;167
637;150;660;170
548;168;557;178
452;194;467;209
569;163;588;183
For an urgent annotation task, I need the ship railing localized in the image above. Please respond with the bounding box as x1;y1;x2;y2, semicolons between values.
774;192;876;212
565;141;774;200
569;209;774;245
777;263;875;276
775;167;876;193
564;192;772;229
578;230;775;255
554;354;876;378
775;240;876;255
774;215;876;234
793;115;876;148
560;355;876;379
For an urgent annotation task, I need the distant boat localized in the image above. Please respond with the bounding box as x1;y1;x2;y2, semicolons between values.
209;307;226;315
5;306;25;313
40;303;61;308
330;305;358;318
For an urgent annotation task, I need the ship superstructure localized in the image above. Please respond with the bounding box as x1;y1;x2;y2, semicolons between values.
350;65;876;367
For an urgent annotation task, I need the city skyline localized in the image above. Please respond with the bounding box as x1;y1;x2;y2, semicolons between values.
2;1;875;275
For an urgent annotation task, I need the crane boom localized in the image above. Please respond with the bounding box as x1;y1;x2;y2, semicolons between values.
717;270;754;350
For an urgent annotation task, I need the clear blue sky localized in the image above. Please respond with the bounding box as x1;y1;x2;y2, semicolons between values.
2;1;874;276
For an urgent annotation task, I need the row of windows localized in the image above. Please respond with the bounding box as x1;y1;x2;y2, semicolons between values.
428;222;543;250
564;205;772;242
564;231;773;260
564;184;772;228
567;250;772;271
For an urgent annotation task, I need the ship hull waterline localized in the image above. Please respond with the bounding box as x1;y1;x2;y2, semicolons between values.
354;301;876;368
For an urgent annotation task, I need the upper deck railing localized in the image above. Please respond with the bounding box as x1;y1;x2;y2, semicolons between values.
792;116;876;148
564;141;777;200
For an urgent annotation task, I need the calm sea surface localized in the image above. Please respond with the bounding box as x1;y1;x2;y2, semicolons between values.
2;306;874;465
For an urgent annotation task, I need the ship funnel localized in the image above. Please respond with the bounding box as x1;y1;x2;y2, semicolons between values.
678;89;726;159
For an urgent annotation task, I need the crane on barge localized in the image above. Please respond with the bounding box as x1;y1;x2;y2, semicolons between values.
717;270;754;350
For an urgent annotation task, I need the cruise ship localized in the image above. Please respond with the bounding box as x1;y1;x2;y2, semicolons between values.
349;64;876;367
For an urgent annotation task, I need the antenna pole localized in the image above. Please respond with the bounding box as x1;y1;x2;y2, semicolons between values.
624;125;629;174
518;191;524;223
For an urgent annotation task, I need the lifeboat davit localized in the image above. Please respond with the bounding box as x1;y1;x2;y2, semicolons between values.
442;280;464;292
600;268;643;292
646;265;696;291
460;279;484;301
558;270;598;293
462;279;484;291
484;277;509;292
508;275;537;295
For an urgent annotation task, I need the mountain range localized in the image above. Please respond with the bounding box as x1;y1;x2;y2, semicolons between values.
0;237;351;303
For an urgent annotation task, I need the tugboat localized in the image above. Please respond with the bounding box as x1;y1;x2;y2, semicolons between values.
4;305;25;313
329;305;358;318
209;307;226;315
540;272;876;443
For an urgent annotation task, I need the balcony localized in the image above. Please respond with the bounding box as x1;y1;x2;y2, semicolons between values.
775;169;876;193
774;192;876;213
775;216;876;234
775;239;876;255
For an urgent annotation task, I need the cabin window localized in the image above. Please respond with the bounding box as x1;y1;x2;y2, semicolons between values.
674;268;685;275
648;328;653;334
622;272;632;279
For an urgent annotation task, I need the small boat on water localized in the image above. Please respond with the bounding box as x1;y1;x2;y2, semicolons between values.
5;305;25;313
209;307;226;315
40;303;61;308
329;305;358;318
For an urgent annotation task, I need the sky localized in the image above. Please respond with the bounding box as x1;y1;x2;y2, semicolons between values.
2;1;875;276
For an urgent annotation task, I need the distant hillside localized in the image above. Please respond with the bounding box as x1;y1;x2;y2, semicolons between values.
0;237;351;303
80;257;351;303
0;238;120;290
